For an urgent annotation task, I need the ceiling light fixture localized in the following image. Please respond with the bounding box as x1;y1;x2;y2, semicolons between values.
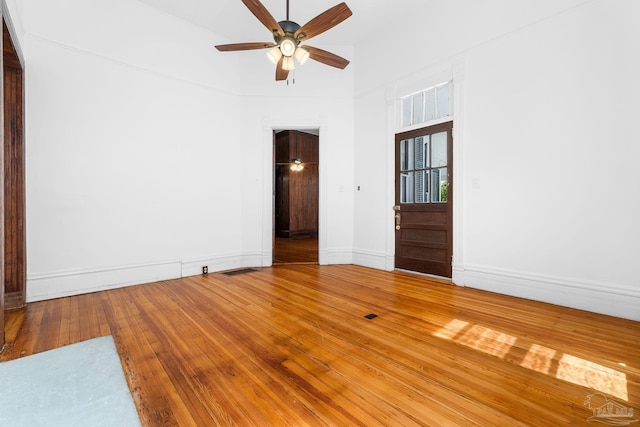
280;37;296;57
290;157;304;171
290;131;304;171
266;46;282;64
214;0;352;81
282;56;295;71
294;46;309;65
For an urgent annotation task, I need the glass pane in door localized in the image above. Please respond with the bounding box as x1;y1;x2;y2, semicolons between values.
431;132;447;168
414;137;429;169
431;167;448;202
416;170;429;203
400;139;414;171
401;172;415;203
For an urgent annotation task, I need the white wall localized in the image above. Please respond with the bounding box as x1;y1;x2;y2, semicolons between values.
353;0;640;320
11;0;354;301
9;0;638;321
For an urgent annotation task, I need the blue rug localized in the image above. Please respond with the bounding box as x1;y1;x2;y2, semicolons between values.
0;335;141;427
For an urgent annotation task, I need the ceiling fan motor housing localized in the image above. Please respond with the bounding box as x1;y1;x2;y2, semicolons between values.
275;20;301;57
278;20;301;34
276;20;302;43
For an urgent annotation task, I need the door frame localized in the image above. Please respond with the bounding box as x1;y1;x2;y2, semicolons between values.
261;117;327;266
385;61;466;277
2;12;25;309
1;0;26;351
394;121;453;277
272;129;320;264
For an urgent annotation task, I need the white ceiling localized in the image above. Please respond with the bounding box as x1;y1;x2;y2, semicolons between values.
137;0;428;47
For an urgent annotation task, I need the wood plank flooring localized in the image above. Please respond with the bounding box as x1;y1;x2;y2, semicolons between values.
2;265;639;426
273;237;318;264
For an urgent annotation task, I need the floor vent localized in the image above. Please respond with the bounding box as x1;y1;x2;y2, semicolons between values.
221;268;258;277
364;313;378;320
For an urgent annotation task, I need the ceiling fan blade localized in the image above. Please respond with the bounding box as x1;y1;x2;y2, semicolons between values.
276;57;289;81
215;42;276;52
304;46;350;69
241;0;284;37
295;2;352;41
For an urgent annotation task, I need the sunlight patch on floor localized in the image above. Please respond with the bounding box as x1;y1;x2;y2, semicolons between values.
434;319;629;401
520;343;556;375
557;354;628;401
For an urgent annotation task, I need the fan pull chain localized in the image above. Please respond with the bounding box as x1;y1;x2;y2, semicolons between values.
287;70;296;86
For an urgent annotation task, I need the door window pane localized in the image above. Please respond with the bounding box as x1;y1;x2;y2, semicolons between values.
431;168;448;202
431;132;447;167
401;172;414;203
414;137;428;169
400;139;414;171
398;126;449;205
415;170;429;203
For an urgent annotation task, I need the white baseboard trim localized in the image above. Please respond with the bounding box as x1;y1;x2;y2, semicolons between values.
241;251;265;268
453;264;640;321
180;253;244;277
352;249;388;270
319;248;353;265
26;252;262;302
27;259;182;302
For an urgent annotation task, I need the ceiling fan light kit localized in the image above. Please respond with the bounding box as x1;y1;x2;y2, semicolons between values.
282;56;295;71
266;46;282;64
279;37;297;57
290;158;304;171
215;0;352;81
294;47;309;65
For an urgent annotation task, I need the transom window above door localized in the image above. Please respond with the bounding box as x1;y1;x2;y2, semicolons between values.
401;82;451;127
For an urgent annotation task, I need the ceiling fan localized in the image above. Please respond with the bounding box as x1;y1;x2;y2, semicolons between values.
215;0;352;81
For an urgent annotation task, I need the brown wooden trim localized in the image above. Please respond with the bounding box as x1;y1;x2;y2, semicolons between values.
0;11;5;352
3;290;24;309
2;17;25;310
2;21;19;70
1;13;26;348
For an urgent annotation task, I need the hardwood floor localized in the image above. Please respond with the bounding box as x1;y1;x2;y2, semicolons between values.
273;237;318;264
2;265;639;426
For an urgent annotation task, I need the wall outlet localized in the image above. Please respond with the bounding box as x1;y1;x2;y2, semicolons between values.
202;266;208;274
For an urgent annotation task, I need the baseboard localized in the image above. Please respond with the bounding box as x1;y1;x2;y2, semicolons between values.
4;291;26;309
320;248;353;265
26;252;267;302
352;249;388;270
27;260;183;302
453;264;640;322
180;253;244;277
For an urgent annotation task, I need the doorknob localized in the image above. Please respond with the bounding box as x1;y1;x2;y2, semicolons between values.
393;205;401;211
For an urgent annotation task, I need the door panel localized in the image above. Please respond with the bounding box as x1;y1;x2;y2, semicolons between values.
395;122;453;278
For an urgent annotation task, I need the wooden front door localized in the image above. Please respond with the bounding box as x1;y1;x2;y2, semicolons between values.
394;122;453;277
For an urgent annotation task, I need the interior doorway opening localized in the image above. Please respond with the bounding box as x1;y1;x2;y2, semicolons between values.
273;129;319;264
